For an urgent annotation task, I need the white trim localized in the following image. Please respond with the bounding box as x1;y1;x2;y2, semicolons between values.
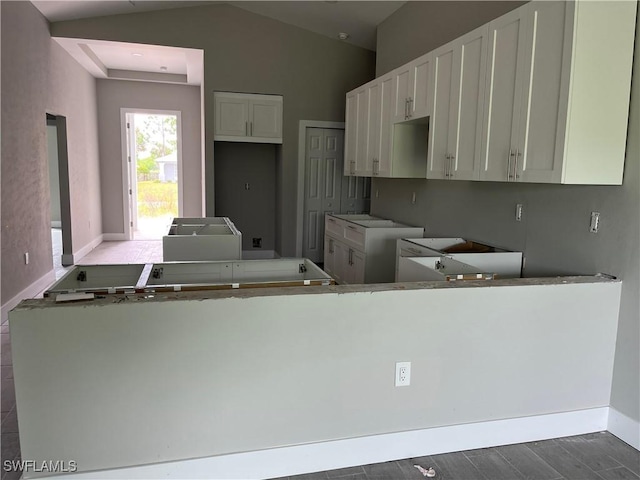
296;120;345;257
608;407;640;450
102;233;129;242
51;221;62;228
1;270;56;323
241;249;278;260
121;109;184;240
73;235;104;263
44;407;609;480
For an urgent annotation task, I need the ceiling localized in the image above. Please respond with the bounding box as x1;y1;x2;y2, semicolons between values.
34;1;404;87
32;1;405;51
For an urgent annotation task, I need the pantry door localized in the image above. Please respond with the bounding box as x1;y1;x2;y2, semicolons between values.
303;128;344;263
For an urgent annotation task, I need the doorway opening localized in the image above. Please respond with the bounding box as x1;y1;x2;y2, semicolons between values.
46;114;73;277
122;110;183;240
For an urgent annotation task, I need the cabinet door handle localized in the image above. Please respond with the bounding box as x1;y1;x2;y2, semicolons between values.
445;154;450;178
328;218;336;223
346;225;357;231
507;150;515;180
408;97;413;118
404;99;408;120
449;155;455;179
348;249;353;266
515;150;521;179
350;160;356;175
245;121;248;136
249;122;253;136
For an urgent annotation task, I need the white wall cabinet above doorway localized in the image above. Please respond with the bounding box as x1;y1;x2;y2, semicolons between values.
214;92;283;144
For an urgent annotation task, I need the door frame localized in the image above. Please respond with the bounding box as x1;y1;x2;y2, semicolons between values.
120;108;184;240
296;120;345;257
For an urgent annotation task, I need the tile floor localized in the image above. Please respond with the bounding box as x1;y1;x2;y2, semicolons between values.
2;235;639;480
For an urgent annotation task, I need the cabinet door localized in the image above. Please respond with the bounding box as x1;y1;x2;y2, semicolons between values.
215;96;249;137
480;8;527;182
250;99;282;138
355;87;370;176
428;42;457;180
344;91;358;176
342;247;365;285
376;74;394;177
365;81;380;176
516;1;568;183
332;240;348;284
391;65;411;123
323;236;336;278
409;53;432;120
452;25;488;181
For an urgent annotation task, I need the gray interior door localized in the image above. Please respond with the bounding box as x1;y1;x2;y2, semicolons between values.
303;128;344;263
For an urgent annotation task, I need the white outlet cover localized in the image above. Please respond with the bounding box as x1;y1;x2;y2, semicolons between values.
395;361;411;387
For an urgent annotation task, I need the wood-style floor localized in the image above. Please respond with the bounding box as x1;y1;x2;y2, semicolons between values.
272;432;639;480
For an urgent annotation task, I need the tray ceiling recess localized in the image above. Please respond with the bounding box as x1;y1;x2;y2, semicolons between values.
53;37;204;86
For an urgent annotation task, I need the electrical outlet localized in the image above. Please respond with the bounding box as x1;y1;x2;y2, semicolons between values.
590;212;600;233
515;203;523;222
252;237;262;248
395;361;411;387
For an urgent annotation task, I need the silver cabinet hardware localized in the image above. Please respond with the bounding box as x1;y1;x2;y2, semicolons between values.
408;97;413;119
346;225;357;230
348;249;354;266
350;160;356;175
373;158;379;176
449;154;455;179
508;150;516;180
515;150;522;179
245;121;249;136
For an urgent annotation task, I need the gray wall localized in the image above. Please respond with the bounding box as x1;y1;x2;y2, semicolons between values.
372;2;640;425
96;79;203;234
213;142;276;252
51;4;375;255
375;1;525;76
1;1;101;303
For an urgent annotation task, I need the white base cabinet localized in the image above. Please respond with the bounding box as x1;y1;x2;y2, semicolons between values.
396;237;523;281
163;217;242;262
324;214;423;284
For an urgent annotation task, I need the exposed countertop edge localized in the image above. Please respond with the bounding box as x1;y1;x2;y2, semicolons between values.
11;275;620;311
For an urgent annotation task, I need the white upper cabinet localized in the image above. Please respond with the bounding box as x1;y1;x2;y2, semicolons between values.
214;92;282;144
391;53;432;123
481;0;636;184
344;90;358;176
428;25;488;181
480;7;528;182
346;0;636;185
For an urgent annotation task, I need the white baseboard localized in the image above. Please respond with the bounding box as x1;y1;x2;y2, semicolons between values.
102;233;128;241
242;249;277;260
1;269;56;323
73;234;103;263
46;407;609;480
608;407;640;449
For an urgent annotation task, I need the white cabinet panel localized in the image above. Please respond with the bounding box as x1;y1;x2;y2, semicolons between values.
344;91;358;176
215;96;249;137
480;7;527;182
409;53;432;120
214;92;282;144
